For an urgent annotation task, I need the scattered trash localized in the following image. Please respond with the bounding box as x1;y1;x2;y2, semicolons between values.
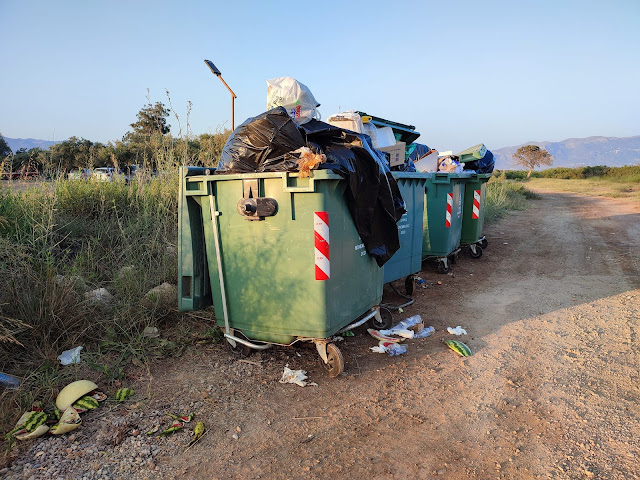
279;365;317;387
370;341;408;356
367;328;403;343
146;426;160;436
387;343;408;356
0;372;21;390
186;421;206;448
413;326;435;338
437;281;443;285
293;146;326;178
71;395;100;413
331;336;345;342
342;330;354;337
398;307;404;313
444;340;472;357
56;380;100;410
379;315;423;338
7;411;49;441
58;346;83;365
115;388;135;403
50;407;82;435
447;326;468;336
143;326;159;338
158;413;194;437
415;276;425;285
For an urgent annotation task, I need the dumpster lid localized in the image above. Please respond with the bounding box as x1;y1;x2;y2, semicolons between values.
355;111;421;145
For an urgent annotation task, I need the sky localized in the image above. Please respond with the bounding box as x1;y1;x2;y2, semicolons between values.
1;0;639;153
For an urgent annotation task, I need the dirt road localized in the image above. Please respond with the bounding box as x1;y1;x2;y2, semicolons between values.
7;188;639;479
153;188;638;480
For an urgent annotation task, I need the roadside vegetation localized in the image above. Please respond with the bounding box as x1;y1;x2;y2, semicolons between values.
495;165;640;201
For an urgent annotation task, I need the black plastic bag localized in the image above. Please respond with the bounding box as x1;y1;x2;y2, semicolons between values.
217;107;306;173
463;149;495;174
300;120;406;267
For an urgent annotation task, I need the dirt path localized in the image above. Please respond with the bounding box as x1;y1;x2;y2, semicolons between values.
7;188;639;480
152;189;638;480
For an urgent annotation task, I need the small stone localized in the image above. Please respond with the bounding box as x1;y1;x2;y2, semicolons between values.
235;426;242;433
232;434;239;440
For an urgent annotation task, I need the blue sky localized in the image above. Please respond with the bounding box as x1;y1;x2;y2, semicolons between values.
1;0;639;152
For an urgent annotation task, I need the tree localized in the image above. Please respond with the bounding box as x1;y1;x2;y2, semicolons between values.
512;145;554;178
0;133;12;159
127;102;171;137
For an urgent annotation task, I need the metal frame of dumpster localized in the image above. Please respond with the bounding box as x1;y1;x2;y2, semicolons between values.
177;167;392;376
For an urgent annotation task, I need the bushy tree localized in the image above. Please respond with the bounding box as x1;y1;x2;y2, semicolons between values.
127;102;171;137
512;145;554;178
0;133;12;159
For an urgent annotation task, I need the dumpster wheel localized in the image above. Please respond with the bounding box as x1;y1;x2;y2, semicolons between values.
469;244;483;259
225;330;254;357
438;259;450;274
404;276;415;296
321;343;344;377
481;238;488;249
369;307;393;330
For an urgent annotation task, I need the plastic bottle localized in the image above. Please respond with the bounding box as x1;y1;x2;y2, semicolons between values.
0;372;21;390
413;326;435;339
387;343;407;356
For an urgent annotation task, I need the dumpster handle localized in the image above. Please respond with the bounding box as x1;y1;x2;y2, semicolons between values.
209;194;231;335
338;307;379;333
282;172;316;193
224;333;271;350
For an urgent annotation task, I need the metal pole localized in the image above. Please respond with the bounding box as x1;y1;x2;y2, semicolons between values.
232;95;235;131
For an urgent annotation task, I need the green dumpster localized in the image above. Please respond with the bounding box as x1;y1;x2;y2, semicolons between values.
421;172;466;273
460;173;492;258
178;167;390;376
383;172;428;294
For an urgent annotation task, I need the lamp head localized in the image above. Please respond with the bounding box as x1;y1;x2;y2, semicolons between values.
204;59;221;76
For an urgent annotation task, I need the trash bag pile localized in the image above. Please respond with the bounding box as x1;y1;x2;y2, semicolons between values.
215;76;494;264
217;104;405;267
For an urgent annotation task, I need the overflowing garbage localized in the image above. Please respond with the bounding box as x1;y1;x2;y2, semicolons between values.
178;74;490;376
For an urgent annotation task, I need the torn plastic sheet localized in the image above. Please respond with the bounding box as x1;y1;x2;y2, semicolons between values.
447;326;468;336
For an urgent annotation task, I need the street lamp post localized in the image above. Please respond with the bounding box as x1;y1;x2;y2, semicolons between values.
204;59;237;131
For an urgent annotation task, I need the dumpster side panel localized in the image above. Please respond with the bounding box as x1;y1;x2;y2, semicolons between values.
422;174;465;257
197;172;383;344
461;174;490;244
383;173;427;284
178;167;212;312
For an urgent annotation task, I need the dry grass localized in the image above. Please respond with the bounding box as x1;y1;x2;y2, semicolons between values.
526;177;640;202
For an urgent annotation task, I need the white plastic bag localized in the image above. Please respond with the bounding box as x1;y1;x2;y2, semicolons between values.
266;77;320;125
58;346;83;365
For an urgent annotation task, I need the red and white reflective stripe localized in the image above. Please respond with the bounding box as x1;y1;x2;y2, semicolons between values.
472;190;481;219
314;212;330;280
445;193;453;228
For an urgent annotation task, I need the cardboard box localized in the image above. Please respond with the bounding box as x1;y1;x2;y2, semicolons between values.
379;141;406;167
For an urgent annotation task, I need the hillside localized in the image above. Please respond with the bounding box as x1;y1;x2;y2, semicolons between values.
493;135;640;170
5;137;61;153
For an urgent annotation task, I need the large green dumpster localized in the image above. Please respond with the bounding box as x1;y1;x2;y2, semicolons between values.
421;172;466;273
460;173;492;258
178;167;389;376
383;172;428;294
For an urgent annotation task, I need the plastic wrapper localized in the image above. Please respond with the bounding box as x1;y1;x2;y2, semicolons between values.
291;147;326;178
463;149;495;174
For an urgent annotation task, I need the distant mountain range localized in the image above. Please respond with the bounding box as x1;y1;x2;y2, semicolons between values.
5;137;61;152
492;135;640;169
5;135;640;170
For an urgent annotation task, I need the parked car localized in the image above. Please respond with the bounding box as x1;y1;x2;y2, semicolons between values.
92;167;124;182
68;168;92;181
